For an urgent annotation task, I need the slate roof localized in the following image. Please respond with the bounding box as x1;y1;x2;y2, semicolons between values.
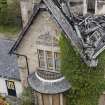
0;39;20;80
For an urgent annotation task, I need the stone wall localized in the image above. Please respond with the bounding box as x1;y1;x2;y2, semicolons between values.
17;56;28;87
17;11;61;86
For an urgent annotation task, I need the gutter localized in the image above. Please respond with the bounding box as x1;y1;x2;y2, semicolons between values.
10;52;30;76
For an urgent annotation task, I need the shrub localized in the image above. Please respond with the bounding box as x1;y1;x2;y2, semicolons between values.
20;87;33;105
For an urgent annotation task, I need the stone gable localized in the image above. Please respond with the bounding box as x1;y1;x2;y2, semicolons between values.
16;11;61;86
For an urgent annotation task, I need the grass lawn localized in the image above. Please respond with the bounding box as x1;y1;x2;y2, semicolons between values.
0;25;21;38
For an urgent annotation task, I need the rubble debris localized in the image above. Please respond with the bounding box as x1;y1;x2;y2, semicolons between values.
74;15;105;67
60;0;105;67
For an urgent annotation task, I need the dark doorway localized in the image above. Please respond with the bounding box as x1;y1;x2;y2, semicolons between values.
87;0;95;14
6;80;17;97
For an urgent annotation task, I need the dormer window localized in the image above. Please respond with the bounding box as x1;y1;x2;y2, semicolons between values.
46;51;53;69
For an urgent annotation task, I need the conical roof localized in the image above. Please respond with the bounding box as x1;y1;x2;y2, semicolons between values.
28;69;70;94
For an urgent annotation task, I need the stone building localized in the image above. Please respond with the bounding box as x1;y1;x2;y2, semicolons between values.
9;0;105;105
10;0;71;105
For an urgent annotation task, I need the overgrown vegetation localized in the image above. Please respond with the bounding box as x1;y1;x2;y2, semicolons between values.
20;87;33;105
0;0;21;34
60;33;105;105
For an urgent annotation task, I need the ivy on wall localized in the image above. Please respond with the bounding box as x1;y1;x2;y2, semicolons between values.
59;33;105;105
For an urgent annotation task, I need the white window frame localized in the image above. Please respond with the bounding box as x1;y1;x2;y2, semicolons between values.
37;49;60;71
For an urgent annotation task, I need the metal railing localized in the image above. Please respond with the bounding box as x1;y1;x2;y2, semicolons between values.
37;69;63;80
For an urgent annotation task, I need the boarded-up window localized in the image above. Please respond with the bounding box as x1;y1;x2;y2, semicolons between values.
46;51;53;70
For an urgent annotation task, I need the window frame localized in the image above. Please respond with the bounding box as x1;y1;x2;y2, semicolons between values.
38;50;46;69
37;49;60;71
46;51;54;70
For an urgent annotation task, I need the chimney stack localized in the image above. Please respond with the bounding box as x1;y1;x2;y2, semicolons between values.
20;0;34;27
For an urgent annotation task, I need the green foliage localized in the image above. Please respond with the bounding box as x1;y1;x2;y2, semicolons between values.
6;0;21;27
0;0;8;25
20;87;33;105
0;25;20;35
0;0;21;34
59;33;105;105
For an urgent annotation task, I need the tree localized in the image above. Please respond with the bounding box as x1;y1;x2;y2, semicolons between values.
0;0;8;25
60;33;105;105
7;0;21;27
0;0;21;27
0;0;21;34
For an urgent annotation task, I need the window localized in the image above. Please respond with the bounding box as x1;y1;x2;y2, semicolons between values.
38;50;45;68
46;51;53;70
38;50;60;71
54;52;60;71
6;80;17;97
